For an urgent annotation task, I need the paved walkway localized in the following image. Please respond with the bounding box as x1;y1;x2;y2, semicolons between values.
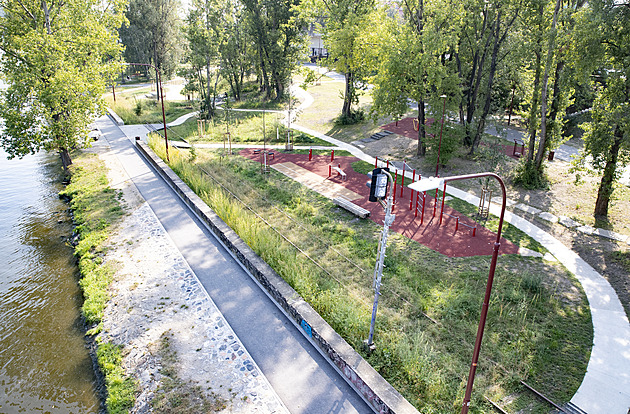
96;114;372;414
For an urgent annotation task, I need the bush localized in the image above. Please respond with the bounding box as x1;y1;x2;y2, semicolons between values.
334;109;365;126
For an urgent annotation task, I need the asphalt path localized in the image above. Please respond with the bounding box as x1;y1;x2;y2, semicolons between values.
95;115;372;414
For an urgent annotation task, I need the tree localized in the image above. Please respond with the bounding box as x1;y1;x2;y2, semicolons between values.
369;0;460;157
120;0;183;81
0;0;126;167
184;0;223;117
456;0;520;155
573;0;630;219
242;0;307;101
300;0;376;123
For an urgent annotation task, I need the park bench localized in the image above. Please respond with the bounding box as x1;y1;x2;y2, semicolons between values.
333;197;370;218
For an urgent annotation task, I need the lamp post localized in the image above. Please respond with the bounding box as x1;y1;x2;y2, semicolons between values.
435;94;447;177
409;172;507;414
123;62;169;162
364;169;395;351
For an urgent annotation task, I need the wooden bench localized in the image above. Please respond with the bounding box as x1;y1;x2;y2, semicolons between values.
333;197;370;218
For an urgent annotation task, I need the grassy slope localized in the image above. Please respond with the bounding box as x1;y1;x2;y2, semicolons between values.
150;140;592;414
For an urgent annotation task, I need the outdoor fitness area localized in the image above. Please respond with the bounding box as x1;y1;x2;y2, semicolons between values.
240;148;520;258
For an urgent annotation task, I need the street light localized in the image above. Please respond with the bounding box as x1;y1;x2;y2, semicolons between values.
123;62;169;162
409;172;507;414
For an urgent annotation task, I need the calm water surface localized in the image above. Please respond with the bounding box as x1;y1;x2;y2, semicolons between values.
0;149;99;413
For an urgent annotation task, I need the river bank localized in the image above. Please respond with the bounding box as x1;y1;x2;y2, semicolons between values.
73;140;287;413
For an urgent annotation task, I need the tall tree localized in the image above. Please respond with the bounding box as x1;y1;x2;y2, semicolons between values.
120;0;183;81
0;0;126;167
299;0;376;123
573;0;630;219
242;0;307;101
184;0;223;117
369;0;460;157
456;0;520;155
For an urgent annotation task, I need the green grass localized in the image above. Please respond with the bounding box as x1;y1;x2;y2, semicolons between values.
149;140;592;413
60;152;136;412
97;342;137;414
168;110;334;147
105;91;193;125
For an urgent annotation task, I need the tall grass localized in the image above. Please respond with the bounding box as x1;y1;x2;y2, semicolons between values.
149;139;593;413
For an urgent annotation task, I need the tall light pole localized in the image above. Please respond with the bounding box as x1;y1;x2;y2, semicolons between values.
409;172;507;414
123;62;169;162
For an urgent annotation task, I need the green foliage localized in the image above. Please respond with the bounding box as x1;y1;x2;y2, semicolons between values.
511;159;549;190
97;342;137;414
424;123;461;169
120;0;182;79
0;0;126;165
334;109;365;126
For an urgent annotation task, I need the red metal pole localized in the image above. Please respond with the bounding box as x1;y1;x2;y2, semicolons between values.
455;217;459;232
400;168;405;198
331;150;334;162
409;190;414;210
328;165;331;177
309;148;312;161
393;170;398;205
440;182;447;225
375;157;378;168
421;192;426;225
386;160;389;169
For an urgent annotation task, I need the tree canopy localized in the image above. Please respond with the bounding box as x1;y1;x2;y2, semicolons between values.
0;0;126;167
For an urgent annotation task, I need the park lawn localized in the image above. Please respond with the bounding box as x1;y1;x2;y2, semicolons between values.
167;110;334;147
104;88;192;125
150;139;593;414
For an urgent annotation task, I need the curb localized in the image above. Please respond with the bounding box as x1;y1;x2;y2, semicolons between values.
134;139;419;414
106;107;124;126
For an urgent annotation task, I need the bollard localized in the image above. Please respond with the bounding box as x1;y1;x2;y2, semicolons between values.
309;148;312;161
472;227;476;237
386;160;390;169
455;217;459;232
375;156;378;168
331;150;334;162
329;165;331;177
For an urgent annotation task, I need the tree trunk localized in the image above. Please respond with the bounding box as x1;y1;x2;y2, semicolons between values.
59;147;72;170
342;71;354;117
469;10;503;155
594;130;623;219
416;98;426;156
535;0;562;168
526;3;544;162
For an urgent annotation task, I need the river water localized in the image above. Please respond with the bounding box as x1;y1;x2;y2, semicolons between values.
0;149;99;413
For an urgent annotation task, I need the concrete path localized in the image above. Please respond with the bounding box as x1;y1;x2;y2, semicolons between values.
95;114;372;414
